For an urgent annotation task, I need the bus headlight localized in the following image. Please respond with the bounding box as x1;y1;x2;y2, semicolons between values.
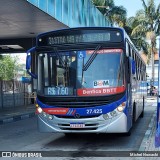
37;107;43;113
36;106;54;120
117;102;126;112
42;110;54;120
103;113;110;120
48;115;53;120
110;110;117;117
35;103;39;108
43;112;47;117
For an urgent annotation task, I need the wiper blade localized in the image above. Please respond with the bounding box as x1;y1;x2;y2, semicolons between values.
83;45;101;71
53;47;65;67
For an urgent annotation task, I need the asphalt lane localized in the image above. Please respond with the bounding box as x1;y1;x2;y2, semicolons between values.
0;100;156;159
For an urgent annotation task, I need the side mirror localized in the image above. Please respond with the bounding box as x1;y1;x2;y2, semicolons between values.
26;47;37;79
26;54;31;70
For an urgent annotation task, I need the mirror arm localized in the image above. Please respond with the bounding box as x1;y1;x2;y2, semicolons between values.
27;69;38;79
26;47;37;79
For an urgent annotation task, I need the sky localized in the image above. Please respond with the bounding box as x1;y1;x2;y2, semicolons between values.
12;53;26;64
114;0;159;18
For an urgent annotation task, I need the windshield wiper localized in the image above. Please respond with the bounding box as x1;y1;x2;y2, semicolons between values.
83;45;101;71
53;47;65;67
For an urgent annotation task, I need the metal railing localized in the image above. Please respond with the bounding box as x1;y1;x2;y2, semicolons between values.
0;80;32;109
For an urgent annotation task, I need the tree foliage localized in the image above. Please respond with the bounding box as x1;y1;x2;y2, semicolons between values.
0;55;19;80
130;0;160;45
126;0;160;84
92;0;127;27
92;0;160;84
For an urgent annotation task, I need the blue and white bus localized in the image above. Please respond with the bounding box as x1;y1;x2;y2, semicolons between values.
155;38;160;147
26;27;147;135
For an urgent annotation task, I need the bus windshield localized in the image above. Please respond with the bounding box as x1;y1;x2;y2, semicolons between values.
37;48;125;97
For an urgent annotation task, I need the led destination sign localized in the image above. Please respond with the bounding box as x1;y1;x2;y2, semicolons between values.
37;29;122;46
48;33;110;45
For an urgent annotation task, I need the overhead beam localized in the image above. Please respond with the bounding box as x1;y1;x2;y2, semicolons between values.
0;38;36;53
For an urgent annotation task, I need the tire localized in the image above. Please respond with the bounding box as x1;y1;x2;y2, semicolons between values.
132;102;136;123
140;96;145;118
123;102;134;137
126;130;131;136
124;128;132;136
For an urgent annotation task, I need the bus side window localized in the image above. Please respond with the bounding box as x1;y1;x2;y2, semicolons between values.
132;51;136;78
126;41;130;57
130;47;132;58
138;58;141;80
136;57;139;80
140;61;142;81
135;54;138;80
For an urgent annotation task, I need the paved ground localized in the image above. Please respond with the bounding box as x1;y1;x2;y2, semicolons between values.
0;104;35;125
139;97;160;151
0;96;159;160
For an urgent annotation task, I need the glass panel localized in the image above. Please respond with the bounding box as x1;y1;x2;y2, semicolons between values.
78;49;124;88
27;0;38;6
37;48;124;96
48;0;55;17
39;0;47;12
73;0;80;26
78;0;83;26
62;0;68;25
68;0;73;26
83;0;88;26
55;0;62;21
27;0;111;28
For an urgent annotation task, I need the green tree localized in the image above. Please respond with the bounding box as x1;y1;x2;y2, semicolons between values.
129;0;160;85
126;12;150;55
92;0;127;27
0;55;19;80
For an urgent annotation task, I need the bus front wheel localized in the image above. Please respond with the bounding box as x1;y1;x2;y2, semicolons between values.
140;96;145;118
132;102;136;123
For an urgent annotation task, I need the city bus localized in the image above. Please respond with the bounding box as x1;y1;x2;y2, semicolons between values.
155;37;160;147
26;27;147;135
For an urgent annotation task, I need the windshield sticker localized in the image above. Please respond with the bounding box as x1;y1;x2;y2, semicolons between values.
78;51;86;59
87;49;122;54
77;86;125;96
93;80;109;88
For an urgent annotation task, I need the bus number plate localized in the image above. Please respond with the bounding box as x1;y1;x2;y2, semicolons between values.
70;123;85;128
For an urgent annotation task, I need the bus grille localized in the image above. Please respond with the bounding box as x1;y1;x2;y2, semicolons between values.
38;93;124;108
55;115;100;119
46;101;109;108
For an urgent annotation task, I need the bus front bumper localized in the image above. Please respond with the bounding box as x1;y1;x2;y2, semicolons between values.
37;112;129;133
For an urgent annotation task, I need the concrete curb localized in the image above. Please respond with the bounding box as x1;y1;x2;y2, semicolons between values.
139;110;156;151
0;112;36;125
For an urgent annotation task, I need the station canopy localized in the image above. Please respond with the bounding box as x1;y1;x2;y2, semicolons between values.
0;0;68;53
